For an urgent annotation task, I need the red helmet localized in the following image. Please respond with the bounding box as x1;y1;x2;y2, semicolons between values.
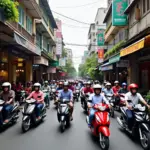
128;83;138;90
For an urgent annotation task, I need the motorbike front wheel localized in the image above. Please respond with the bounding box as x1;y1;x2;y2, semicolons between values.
110;107;115;118
99;133;109;150
140;131;150;150
60;121;65;132
22;118;31;133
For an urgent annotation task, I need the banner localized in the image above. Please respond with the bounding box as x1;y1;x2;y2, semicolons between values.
59;58;66;67
98;49;104;59
97;29;105;46
112;0;128;26
56;38;62;55
47;67;56;73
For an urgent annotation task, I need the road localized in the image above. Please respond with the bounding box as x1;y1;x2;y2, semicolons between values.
0;102;142;150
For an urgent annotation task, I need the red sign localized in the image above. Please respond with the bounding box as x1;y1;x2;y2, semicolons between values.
98;49;104;59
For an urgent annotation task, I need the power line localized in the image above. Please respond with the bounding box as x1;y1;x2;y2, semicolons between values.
56;0;100;8
62;22;89;29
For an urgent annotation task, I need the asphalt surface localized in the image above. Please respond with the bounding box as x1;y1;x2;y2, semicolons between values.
0;102;143;150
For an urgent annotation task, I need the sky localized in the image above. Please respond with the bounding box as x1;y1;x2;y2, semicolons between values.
49;0;107;71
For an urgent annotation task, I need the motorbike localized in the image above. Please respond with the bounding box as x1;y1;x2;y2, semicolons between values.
57;99;71;132
42;90;50;108
0;99;20;129
20;90;26;105
50;86;57;101
117;103;150;150
82;92;90;113
86;103;110;150
74;87;80;102
22;98;46;132
105;94;115;118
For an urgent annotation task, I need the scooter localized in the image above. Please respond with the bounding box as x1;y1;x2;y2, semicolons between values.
0;99;20;129
42;90;50;108
22;99;46;132
86;103;110;150
117;103;150;150
74;87;80;102
20;90;26;105
57;99;71;132
82;93;90;113
105;94;115;118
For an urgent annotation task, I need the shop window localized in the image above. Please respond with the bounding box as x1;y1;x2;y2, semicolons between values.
26;16;32;34
18;6;25;26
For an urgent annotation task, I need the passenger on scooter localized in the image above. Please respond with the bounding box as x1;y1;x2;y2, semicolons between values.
118;82;128;94
58;82;74;120
27;83;44;121
0;82;15;123
88;84;110;127
103;82;114;95
125;83;150;130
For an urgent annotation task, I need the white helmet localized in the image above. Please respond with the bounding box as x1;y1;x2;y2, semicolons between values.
106;82;111;86
2;82;11;90
33;83;41;88
93;84;102;89
114;81;119;84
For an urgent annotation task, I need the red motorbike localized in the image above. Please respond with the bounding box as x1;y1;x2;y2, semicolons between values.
87;103;110;150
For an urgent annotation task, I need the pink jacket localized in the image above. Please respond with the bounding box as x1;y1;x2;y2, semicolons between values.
28;91;44;103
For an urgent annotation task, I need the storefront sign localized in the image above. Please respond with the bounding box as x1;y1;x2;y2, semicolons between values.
59;58;66;67
47;67;56;73
34;56;48;66
49;61;59;67
112;0;128;26
117;60;129;67
101;65;113;71
120;39;144;57
56;38;62;55
97;29;105;46
109;54;120;63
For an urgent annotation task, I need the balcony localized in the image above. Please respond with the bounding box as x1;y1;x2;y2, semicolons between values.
6;22;35;44
20;0;42;19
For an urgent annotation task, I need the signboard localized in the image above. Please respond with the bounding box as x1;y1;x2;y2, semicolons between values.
112;0;128;26
56;38;62;55
101;65;113;71
34;56;48;66
49;61;59;67
120;39;144;57
116;60;129;67
97;29;105;46
109;54;120;63
59;58;66;67
47;67;56;73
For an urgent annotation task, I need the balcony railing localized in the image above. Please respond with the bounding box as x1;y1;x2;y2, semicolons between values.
7;22;35;44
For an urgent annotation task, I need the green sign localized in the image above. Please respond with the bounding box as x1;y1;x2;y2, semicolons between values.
97;29;105;46
109;54;120;64
112;0;128;26
49;61;59;67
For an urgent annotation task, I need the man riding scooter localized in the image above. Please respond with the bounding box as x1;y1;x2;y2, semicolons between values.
118;82;128;94
58;82;74;120
103;82;114;95
26;83;44;121
87;84;111;127
0;82;15;123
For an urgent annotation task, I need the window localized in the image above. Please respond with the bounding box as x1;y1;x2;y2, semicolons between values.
26;16;32;34
143;0;150;14
143;0;146;14
147;0;150;11
36;32;42;49
18;6;24;26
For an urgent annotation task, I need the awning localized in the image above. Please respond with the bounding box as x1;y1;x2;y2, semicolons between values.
120;35;150;57
109;54;120;64
100;62;113;71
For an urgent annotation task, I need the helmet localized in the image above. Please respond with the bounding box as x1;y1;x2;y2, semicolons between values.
93;84;102;89
122;82;127;86
87;81;91;85
94;80;99;84
2;82;11;90
33;83;41;89
114;81;119;84
64;82;69;86
44;81;48;84
106;82;111;86
59;82;63;85
129;83;138;90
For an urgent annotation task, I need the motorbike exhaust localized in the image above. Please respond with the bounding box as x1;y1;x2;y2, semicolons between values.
117;117;124;128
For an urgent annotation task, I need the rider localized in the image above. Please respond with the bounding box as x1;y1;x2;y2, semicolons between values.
102;81;107;92
112;81;121;96
58;82;74;120
25;82;32;96
88;84;110;127
27;83;44;120
103;82;114;95
56;82;64;91
42;81;51;91
125;83;150;130
118;82;128;94
94;80;100;85
0;82;15;123
68;81;75;92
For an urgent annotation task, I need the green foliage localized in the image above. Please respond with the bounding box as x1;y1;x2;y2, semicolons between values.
78;53;103;80
62;48;67;58
0;0;19;22
146;92;150;100
104;40;126;59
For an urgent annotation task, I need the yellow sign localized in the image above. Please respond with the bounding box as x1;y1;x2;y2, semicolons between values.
120;39;145;57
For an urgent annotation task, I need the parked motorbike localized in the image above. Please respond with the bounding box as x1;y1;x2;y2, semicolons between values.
0;99;20;129
57;99;71;132
42;90;50;108
74;87;80;102
117;103;150;150
22;99;46;132
82;92;90;113
86;103;110;150
105;94;115;118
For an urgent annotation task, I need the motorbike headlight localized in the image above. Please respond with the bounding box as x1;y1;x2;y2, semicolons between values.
95;115;101;123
